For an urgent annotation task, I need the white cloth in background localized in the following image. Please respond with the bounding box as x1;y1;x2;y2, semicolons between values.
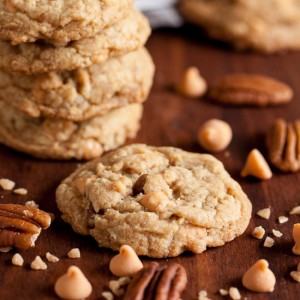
135;0;182;28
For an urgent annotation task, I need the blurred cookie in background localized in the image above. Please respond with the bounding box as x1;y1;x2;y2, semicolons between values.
179;0;300;53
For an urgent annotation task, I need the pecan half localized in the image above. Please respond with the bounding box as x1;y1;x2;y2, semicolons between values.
0;204;51;249
132;174;148;196
266;119;300;172
209;73;293;107
123;262;187;300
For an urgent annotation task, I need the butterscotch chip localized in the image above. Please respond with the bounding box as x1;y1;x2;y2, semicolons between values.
278;216;289;224
31;256;47;270
46;252;59;263
272;229;283;238
209;74;293;107
290;271;300;283
264;237;275;248
252;226;265;239
290;206;300;215
14;188;28;195
68;248;81;259
12;253;24;267
0;178;15;190
257;208;271;219
101;292;114;300
267;119;300;172
177;67;207;98
229;287;241;300
241;149;272;180
219;289;228;296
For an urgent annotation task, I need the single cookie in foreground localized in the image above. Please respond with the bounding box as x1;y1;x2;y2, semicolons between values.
0;0;133;44
0;102;142;160
179;0;300;53
0;9;150;74
0;48;154;121
56;144;252;258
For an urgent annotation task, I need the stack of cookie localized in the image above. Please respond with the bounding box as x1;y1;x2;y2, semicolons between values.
0;0;154;160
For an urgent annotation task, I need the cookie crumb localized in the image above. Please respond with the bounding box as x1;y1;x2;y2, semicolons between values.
12;253;24;266
25;200;39;208
68;248;81;259
219;288;228;296
252;226;265;239
0;178;15;190
257;208;271;219
0;247;12;253
108;277;131;296
290;271;300;283
229;287;241;300
101;291;114;300
264;237;275;248
46;252;59;263
278;216;289;224
272;229;283;238
13;188;28;195
290;206;300;215
31;256;47;270
198;290;211;300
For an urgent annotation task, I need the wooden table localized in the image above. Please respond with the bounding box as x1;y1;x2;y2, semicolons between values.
1;26;300;300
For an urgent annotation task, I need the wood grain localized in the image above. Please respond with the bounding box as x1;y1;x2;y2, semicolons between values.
1;26;300;299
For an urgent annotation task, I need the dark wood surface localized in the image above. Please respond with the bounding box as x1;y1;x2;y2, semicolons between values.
1;26;300;300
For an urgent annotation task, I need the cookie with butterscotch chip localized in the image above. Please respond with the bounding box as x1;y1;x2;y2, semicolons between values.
56;144;252;258
0;0;133;45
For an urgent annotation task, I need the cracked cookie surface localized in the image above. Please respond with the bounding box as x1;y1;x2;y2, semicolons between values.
0;9;150;74
0;0;133;44
0;102;142;160
180;0;300;53
56;144;252;258
0;48;154;121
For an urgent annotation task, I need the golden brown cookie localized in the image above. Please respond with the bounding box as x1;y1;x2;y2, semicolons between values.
0;102;143;160
0;0;133;44
0;48;154;121
180;0;300;53
0;9;150;74
56;144;252;258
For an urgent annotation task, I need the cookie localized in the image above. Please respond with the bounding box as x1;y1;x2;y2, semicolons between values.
180;0;300;53
0;0;133;45
0;48;154;121
0;9;150;74
0;102;142;160
56;144;252;258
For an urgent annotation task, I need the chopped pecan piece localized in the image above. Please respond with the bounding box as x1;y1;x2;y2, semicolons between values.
123;262;187;300
132;174;148;196
0;204;51;250
266;119;300;172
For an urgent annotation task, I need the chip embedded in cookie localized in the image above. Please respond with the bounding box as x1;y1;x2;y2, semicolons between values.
56;144;252;258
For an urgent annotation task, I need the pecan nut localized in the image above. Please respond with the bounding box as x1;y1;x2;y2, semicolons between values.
266;119;300;172
132;174;148;196
0;204;51;249
209;73;293;107
123;262;187;300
